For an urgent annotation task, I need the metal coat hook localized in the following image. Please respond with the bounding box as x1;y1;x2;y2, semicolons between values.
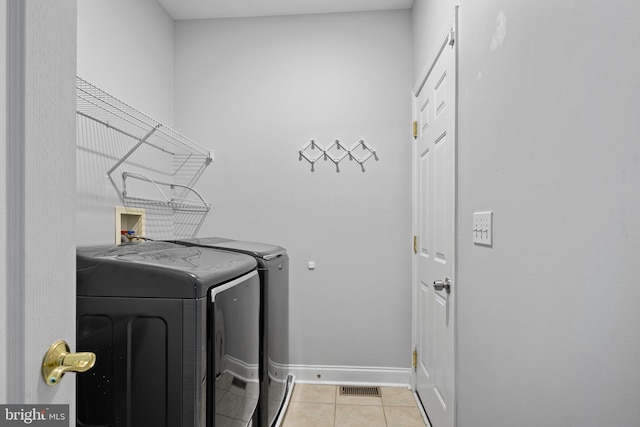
299;139;325;172
325;139;349;172
348;140;379;172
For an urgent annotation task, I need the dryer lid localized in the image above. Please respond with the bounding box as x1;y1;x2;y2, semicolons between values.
173;237;287;260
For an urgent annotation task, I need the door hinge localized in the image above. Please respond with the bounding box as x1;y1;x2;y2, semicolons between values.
413;235;418;254
449;30;456;47
412;120;418;139
412;349;418;369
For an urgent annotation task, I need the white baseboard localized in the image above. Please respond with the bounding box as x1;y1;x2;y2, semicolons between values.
223;354;259;384
287;364;412;387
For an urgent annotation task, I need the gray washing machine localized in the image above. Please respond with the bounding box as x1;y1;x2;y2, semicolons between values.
76;241;260;427
171;238;292;427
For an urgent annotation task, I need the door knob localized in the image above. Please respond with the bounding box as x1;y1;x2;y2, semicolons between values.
42;340;96;386
433;278;451;294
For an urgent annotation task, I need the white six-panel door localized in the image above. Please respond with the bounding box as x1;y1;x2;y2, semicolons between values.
414;25;457;427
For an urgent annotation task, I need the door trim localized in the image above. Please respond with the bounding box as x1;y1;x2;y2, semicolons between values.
411;6;459;426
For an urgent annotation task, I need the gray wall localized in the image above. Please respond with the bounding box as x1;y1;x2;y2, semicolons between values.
76;0;175;245
76;5;413;377
174;11;413;375
77;0;175;125
415;0;640;425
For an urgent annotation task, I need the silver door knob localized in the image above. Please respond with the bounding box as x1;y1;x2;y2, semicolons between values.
433;278;451;294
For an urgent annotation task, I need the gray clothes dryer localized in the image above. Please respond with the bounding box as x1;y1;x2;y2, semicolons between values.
172;238;292;427
76;241;260;427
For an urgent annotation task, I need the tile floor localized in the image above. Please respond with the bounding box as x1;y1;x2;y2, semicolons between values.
215;372;259;427
281;384;428;427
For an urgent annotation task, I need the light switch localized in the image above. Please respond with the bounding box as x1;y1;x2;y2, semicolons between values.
473;211;493;246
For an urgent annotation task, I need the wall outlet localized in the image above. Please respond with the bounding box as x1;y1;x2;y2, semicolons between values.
473;211;493;246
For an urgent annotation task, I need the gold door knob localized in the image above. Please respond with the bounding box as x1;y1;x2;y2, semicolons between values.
42;340;96;386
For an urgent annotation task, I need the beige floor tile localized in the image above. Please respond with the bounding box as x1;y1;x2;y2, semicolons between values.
291;384;337;404
335;392;382;406
282;402;335;427
380;387;417;407
383;406;427;427
335;405;386;427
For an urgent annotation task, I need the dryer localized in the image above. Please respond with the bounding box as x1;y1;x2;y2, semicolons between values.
171;238;292;427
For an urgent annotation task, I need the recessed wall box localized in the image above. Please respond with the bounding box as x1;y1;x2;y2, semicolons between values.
115;206;146;244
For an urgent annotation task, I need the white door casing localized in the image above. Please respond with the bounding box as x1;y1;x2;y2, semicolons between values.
2;0;77;414
413;16;457;427
0;1;7;404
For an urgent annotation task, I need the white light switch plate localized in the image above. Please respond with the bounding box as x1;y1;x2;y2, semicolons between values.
473;211;493;246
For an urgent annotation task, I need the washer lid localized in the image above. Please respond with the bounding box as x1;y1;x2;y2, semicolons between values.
174;237;287;260
77;242;257;299
77;241;179;258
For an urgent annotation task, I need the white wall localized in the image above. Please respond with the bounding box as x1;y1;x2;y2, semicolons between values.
76;0;175;245
174;11;414;377
411;0;455;82
415;0;640;425
77;0;174;125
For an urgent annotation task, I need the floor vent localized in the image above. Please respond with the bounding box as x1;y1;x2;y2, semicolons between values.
339;385;381;397
231;377;247;389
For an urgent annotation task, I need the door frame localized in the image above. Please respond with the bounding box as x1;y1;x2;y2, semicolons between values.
411;6;459;425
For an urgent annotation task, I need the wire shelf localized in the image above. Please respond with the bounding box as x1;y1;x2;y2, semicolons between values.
77;76;213;163
76;76;213;239
122;172;210;212
122;173;210;239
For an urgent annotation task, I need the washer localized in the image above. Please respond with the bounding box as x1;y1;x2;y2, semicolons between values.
76;241;260;427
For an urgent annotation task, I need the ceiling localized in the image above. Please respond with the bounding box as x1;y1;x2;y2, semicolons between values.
157;0;415;20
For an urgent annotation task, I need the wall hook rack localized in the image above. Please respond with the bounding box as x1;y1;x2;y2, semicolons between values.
299;139;378;172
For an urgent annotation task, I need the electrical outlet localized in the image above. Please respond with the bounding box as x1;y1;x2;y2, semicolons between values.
473;211;493;246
